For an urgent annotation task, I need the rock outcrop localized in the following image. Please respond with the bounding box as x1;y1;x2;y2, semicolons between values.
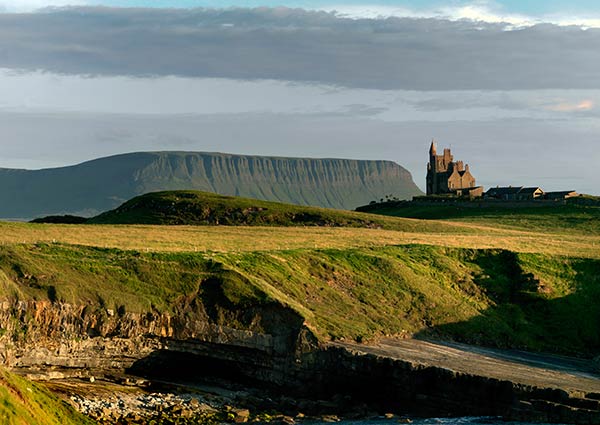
2;296;600;424
0;294;312;379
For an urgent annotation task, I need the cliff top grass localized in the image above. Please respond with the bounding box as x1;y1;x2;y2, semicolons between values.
1;220;600;259
0;367;94;425
218;246;600;355
1;242;599;357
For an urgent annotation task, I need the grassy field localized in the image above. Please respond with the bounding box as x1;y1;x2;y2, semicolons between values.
358;200;600;235
14;191;600;259
1;220;599;259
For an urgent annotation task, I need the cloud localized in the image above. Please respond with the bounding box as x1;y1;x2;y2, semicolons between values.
546;99;595;112
4;1;600;29
0;0;88;12
327;2;535;28
1;7;600;91
326;2;600;29
403;91;600;119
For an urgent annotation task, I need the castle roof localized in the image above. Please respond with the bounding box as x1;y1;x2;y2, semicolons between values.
457;168;471;177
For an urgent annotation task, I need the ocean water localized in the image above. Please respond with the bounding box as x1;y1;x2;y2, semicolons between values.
310;418;562;425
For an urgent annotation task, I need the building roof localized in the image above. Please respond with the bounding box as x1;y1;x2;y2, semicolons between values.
519;187;543;195
485;186;523;196
545;190;576;195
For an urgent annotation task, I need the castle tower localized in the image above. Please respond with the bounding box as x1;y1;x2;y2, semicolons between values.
429;140;437;157
426;140;438;194
426;141;481;197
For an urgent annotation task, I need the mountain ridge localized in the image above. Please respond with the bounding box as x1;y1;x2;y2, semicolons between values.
0;151;422;219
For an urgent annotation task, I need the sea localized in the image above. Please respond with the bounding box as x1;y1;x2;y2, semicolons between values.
310;418;562;425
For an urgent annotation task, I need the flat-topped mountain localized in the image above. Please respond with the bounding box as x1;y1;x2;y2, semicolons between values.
0;151;422;219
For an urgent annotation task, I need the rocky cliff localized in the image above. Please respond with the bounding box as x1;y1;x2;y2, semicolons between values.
0;151;422;219
3;299;600;424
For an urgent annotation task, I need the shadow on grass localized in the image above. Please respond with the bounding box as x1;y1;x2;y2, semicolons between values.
417;250;600;357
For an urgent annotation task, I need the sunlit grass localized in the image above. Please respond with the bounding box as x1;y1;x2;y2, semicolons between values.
1;221;599;258
0;368;94;425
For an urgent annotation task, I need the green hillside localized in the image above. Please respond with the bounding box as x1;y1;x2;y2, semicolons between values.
357;199;600;234
0;368;94;425
1;243;598;357
88;190;414;228
0;151;422;219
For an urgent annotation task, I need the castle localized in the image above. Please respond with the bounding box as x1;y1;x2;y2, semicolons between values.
426;141;483;198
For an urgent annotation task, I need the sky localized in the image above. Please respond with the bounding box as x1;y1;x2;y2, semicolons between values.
0;1;599;194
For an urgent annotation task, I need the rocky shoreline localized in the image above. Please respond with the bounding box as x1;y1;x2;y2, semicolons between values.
3;300;600;424
44;376;385;424
23;337;600;425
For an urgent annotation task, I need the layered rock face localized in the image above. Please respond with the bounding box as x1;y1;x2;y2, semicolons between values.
2;297;600;424
0;295;313;381
0;151;422;218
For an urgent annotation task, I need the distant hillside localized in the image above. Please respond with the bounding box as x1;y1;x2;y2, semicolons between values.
0;151;422;219
89;190;395;227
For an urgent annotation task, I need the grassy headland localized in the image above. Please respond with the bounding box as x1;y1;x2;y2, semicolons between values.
87;190;421;227
1;243;599;356
1;191;599;358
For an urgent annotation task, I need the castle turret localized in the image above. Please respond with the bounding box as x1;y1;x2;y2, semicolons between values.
429;140;437;156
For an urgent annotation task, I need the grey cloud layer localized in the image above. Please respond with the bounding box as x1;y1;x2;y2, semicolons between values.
2;7;600;90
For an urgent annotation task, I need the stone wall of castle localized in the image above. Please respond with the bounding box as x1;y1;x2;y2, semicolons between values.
426;142;481;197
